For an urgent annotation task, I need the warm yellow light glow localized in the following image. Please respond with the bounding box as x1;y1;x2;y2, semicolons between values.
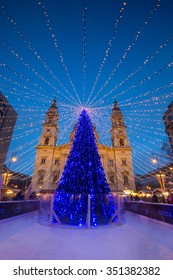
163;191;169;196
11;156;17;162
152;158;158;164
6;189;13;194
124;189;132;195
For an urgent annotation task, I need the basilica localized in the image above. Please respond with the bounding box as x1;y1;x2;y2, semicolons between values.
32;100;135;192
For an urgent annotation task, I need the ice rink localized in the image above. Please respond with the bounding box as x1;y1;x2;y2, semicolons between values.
0;211;173;260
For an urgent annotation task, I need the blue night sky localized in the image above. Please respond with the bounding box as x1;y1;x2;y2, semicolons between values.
0;0;173;176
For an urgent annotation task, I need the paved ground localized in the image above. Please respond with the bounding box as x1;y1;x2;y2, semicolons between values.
0;211;173;260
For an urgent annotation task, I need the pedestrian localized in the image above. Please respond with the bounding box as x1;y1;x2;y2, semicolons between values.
13;190;24;200
161;195;166;203
167;191;173;204
29;192;37;200
151;193;158;203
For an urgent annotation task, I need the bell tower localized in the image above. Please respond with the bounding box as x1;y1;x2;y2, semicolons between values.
111;100;130;148
32;99;59;192
110;100;135;191
39;99;58;146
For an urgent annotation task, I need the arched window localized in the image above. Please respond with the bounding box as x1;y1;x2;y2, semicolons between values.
54;158;60;165
48;115;53;122
121;158;127;166
122;172;129;186
116;117;121;124
52;171;60;183
38;169;45;184
108;159;113;166
109;175;114;184
123;175;128;185
120;139;124;147
44;137;49;145
52;174;58;183
41;157;46;164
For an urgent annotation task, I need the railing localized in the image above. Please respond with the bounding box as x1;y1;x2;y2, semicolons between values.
125;201;173;225
0;200;40;220
38;192;125;228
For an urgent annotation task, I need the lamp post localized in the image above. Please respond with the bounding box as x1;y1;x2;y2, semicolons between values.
152;155;165;189
4;153;17;186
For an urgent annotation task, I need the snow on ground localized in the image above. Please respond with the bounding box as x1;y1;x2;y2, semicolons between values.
0;211;173;260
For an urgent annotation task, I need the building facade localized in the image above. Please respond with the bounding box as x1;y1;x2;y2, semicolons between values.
163;101;173;152
32;100;135;192
0;93;18;175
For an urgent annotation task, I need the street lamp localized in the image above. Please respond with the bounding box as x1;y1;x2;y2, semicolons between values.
152;158;158;164
151;155;165;189
9;153;17;165
11;155;17;163
4;152;17;186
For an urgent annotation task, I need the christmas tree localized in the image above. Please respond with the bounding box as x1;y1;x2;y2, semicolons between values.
58;109;110;194
53;109;115;226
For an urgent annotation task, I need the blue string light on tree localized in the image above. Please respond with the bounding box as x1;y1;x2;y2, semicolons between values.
52;109;115;226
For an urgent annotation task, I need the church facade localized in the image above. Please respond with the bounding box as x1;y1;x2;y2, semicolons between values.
32;100;135;192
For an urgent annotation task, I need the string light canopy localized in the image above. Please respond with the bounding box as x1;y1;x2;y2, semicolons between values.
0;0;172;177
